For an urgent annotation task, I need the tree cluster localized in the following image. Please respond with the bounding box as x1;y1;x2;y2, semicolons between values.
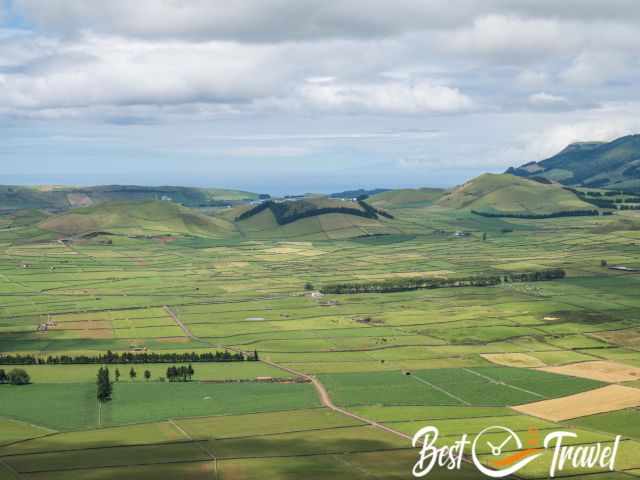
320;269;566;295
166;364;195;382
0;368;31;385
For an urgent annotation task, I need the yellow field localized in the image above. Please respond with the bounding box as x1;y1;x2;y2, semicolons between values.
513;385;640;421
538;361;640;383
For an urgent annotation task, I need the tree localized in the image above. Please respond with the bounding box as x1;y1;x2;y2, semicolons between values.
96;367;112;402
601;259;608;267
115;368;121;382
187;364;194;381
0;369;7;384
129;367;137;381
482;232;487;241
166;366;178;382
144;370;151;381
8;368;30;385
304;282;314;291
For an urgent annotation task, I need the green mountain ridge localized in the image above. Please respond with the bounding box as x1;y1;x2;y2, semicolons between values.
508;134;640;190
0;185;261;211
36;197;402;241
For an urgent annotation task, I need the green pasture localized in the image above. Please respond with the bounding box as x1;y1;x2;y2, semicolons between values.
0;382;319;431
319;367;603;407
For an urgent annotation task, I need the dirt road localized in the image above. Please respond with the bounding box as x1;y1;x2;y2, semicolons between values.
164;305;411;441
164;306;195;339
159;306;529;479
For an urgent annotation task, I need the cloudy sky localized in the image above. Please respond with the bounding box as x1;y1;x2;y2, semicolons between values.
1;1;639;194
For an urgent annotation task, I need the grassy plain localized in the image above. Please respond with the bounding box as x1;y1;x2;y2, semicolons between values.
1;198;640;478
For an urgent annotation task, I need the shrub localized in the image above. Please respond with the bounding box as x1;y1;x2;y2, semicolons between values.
8;368;31;385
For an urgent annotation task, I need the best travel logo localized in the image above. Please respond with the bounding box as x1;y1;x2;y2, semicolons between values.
412;425;621;478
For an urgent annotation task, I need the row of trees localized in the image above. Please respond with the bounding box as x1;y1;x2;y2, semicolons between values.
0;368;31;385
97;364;198;402
235;199;394;225
113;367;151;382
320;269;566;295
471;209;607;219
580;189;636;197
579;198;640;209
0;349;252;366
357;199;394;219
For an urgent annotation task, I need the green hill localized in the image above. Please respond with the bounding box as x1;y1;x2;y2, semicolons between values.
508;134;640;190
368;188;445;208
232;198;401;240
0;185;261;211
39;201;235;237
437;173;593;215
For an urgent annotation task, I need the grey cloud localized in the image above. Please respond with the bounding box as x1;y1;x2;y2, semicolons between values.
11;0;640;43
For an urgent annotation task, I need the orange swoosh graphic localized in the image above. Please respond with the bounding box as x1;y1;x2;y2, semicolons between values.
491;448;542;468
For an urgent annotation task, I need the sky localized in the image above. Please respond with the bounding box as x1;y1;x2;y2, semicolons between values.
1;1;640;195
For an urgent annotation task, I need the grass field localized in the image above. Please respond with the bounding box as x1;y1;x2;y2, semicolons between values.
571;408;640;440
0;382;319;431
1;196;639;478
320;367;603;407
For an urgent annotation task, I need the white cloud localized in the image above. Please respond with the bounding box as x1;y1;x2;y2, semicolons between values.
515;70;548;89
560;51;629;87
510;103;640;162
0;35;290;110
304;76;336;84
442;15;578;60
0;2;638;123
528;92;569;108
300;80;473;114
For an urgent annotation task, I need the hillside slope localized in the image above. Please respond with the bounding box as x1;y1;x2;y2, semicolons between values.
369;188;445;208
508;134;640;190
232;198;401;240
0;185;260;211
437;173;593;214
39;201;236;237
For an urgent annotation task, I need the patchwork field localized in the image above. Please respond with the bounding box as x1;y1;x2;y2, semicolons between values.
1;200;640;479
